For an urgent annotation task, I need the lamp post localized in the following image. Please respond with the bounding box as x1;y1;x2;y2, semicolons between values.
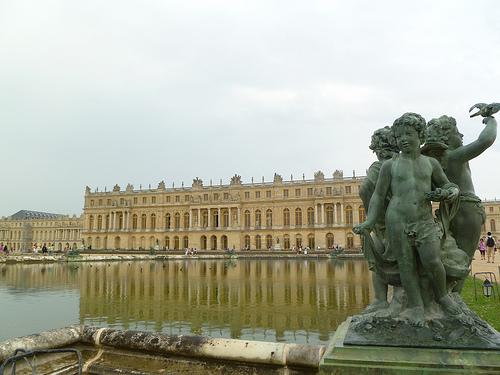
483;279;493;298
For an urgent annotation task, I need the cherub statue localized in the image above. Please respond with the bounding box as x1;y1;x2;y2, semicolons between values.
422;103;497;292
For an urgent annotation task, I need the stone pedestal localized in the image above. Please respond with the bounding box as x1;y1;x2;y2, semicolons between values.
320;317;500;374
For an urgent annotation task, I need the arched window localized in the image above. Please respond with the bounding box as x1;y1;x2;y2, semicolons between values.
89;215;94;231
150;214;156;230
244;210;251;228
202;210;208;227
132;214;138;229
307;207;314;226
491;219;496;232
97;215;102;230
345;205;353;225
200;235;207;250
222;210;229;227
308;233;315;249
336;203;342;223
295;234;302;248
164;214;170;229
266;209;273;227
106;215;110;229
183;236;189;248
346;233;354;248
221;235;228;250
295;208;302;226
326;233;334;248
174;212;180;229
210;235;217;250
255;210;262;228
244;235;251;250
359;205;366;224
255;235;262;250
118;213;123;229
174;236;179;250
283;234;290;250
184;212;190;228
164;236;170;249
95;237;101;249
141;214;147;229
212;210;219;228
283;208;290;226
326;205;334;225
266;234;273;249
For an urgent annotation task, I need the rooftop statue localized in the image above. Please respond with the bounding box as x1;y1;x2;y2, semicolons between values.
230;174;242;185
351;108;500;348
273;173;283;183
314;170;325;182
192;177;203;188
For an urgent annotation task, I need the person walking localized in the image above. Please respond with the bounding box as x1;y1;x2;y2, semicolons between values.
478;238;486;260
486;232;496;263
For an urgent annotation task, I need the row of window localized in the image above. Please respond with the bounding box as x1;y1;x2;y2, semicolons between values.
87;206;367;231
88;185;359;207
88;232;355;250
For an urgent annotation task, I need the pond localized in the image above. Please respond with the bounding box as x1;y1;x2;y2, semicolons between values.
0;259;372;345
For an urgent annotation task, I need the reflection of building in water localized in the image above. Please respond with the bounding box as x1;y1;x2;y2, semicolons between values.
0;263;80;290
82;172;368;250
78;260;372;341
0;210;83;252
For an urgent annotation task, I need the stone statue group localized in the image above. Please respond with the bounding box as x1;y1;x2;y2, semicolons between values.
352;103;499;336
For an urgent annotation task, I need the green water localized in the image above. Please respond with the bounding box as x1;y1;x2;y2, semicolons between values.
0;259;372;344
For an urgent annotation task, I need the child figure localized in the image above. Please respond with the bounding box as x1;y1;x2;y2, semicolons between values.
354;113;461;326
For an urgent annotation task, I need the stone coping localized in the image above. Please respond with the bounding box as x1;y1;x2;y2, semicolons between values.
0;326;325;370
0;252;364;263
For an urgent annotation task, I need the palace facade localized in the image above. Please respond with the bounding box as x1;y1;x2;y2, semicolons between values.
0;210;83;252
82;171;367;251
2;172;500;252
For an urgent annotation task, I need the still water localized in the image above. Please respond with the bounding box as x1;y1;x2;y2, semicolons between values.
0;259;372;345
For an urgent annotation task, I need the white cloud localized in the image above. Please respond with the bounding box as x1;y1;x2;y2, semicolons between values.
0;0;499;216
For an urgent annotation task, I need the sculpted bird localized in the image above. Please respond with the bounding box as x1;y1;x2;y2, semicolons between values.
469;102;500;118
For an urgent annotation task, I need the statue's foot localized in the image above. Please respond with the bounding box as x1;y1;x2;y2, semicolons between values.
363;299;389;314
400;306;426;327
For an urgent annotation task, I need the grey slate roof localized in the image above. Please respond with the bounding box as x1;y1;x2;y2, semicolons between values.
9;210;65;220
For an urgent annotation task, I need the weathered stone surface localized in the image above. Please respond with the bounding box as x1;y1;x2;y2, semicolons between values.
81;326;324;368
0;325;82;362
321;318;500;374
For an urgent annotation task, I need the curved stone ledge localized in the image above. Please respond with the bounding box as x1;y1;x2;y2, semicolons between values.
81;326;325;368
1;326;325;369
0;325;83;362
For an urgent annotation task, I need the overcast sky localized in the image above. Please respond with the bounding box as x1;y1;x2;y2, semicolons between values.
1;0;499;217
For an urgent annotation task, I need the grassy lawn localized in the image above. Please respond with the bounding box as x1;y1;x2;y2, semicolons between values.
461;276;500;331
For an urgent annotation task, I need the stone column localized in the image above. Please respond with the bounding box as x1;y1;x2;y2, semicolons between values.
197;208;201;227
333;204;337;224
189;210;192;228
315;205;318;225
218;208;221;228
238;208;241;226
321;203;325;225
228;207;232;227
207;209;211;228
340;204;344;224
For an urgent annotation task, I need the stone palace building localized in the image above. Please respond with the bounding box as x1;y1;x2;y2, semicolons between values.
2;171;500;252
82;171;366;251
